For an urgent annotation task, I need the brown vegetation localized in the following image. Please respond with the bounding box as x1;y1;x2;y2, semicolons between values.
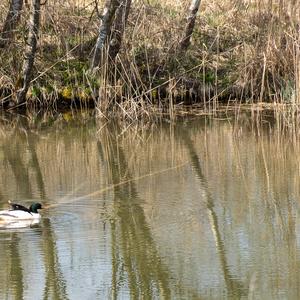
0;0;299;118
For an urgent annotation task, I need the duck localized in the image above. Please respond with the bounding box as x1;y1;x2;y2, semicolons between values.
0;201;43;221
0;218;41;229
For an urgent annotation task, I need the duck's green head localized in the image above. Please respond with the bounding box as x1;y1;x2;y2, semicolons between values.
29;203;42;213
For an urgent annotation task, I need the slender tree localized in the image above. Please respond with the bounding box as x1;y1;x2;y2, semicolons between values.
0;0;24;48
17;0;41;106
180;0;201;51
91;0;121;70
108;0;132;62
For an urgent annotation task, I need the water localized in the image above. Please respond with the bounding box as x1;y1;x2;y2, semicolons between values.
0;112;300;299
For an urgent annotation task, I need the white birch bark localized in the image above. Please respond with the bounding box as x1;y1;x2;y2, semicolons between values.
91;0;121;70
108;0;132;62
17;0;41;105
180;0;201;50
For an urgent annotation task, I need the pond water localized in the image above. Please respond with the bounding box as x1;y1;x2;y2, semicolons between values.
0;112;300;299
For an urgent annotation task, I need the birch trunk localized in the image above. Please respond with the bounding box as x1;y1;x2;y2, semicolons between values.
0;0;24;48
90;0;121;70
17;0;41;105
180;0;201;51
108;0;132;62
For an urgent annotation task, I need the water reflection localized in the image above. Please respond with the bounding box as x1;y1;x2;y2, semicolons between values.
9;233;23;300
181;128;245;298
97;125;172;299
42;218;68;300
0;112;300;298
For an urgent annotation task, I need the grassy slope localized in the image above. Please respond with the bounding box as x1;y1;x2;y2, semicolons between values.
0;0;299;114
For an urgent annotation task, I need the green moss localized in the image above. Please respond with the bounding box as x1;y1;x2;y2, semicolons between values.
30;85;41;98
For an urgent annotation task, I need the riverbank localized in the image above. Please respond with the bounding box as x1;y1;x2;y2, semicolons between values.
0;0;299;116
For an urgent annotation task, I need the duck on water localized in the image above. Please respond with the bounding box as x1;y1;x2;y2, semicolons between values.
0;201;43;221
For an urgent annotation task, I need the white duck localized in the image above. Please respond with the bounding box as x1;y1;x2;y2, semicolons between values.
0;201;42;221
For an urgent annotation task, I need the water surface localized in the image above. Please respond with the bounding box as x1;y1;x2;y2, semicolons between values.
0;112;300;299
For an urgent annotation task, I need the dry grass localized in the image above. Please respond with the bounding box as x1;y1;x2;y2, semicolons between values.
0;0;299;120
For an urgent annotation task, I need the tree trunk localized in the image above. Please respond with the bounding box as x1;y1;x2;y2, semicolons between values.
108;0;132;62
180;0;201;51
90;0;121;70
17;0;41;106
0;0;24;48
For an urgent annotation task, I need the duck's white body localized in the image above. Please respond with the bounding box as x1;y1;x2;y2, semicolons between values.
0;209;41;221
0;218;40;229
0;202;43;227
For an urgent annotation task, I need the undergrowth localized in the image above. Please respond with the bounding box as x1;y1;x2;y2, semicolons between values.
0;0;299;120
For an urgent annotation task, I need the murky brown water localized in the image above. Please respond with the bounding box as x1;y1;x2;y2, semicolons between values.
0;112;300;299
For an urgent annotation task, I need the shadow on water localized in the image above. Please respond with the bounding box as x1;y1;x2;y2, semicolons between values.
2;112;300;298
1;113;46;200
9;234;24;300
0;113;68;300
42;218;68;300
178;124;247;299
0;115;33;299
97;124;205;299
27;132;47;200
97;126;172;299
2;134;33;199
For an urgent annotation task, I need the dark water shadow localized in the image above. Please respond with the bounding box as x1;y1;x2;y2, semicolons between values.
178;123;247;298
97;127;171;299
8;233;24;300
0;113;46;200
0;113;68;300
97;124;204;299
42;218;68;300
